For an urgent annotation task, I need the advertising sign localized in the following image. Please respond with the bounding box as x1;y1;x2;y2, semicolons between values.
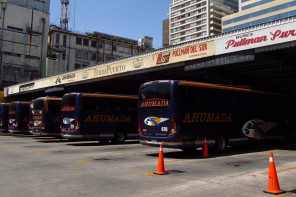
154;41;215;66
215;21;296;55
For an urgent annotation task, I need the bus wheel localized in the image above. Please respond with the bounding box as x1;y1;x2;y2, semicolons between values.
215;136;227;153
112;131;126;144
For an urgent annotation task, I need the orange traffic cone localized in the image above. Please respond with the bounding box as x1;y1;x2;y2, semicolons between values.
263;152;285;195
154;143;167;175
203;137;209;158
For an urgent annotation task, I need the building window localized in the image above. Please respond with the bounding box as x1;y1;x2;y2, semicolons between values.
63;35;67;47
75;63;80;69
83;39;89;46
76;37;82;45
62;52;66;60
91;40;97;47
105;44;112;51
81;51;88;60
98;43;103;48
7;26;23;32
91;52;97;61
56;34;60;45
75;50;81;58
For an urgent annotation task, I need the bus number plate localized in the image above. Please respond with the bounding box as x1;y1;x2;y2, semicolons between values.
161;127;168;132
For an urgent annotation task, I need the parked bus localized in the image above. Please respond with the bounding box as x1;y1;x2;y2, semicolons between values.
0;103;9;132
138;80;291;152
61;93;138;143
29;97;62;137
8;101;30;134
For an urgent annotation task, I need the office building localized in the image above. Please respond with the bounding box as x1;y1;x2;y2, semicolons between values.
222;0;296;33
169;0;238;45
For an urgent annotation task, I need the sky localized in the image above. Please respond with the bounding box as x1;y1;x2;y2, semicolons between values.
49;0;172;49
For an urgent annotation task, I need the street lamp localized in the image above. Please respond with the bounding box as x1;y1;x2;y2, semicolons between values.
0;0;7;85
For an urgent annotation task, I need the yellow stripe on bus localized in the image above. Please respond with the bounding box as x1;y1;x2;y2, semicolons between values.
178;81;284;96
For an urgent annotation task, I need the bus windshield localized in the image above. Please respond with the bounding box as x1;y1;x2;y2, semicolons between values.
140;83;171;100
32;100;44;110
62;94;76;110
9;103;16;111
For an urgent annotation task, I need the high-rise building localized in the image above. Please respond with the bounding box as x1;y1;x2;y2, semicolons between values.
222;0;296;33
169;0;238;45
0;0;50;86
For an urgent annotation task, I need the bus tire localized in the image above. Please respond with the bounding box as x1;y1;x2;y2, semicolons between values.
215;136;227;153
112;131;126;144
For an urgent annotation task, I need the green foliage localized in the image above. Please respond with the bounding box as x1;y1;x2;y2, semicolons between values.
47;44;57;59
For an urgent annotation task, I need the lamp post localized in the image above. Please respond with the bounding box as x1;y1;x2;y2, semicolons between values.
0;0;7;85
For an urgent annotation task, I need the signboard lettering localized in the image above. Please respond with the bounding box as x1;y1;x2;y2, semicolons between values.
216;21;296;54
19;82;35;92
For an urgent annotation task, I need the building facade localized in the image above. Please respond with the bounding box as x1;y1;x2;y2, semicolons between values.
47;26;145;76
162;19;170;47
222;0;296;33
0;0;50;86
169;0;238;45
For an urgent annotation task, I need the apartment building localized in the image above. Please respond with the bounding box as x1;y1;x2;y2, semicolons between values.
169;0;238;45
0;0;50;86
47;26;146;76
223;0;296;33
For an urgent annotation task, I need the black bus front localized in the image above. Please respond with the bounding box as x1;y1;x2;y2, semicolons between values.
0;103;9;132
61;93;81;139
138;80;181;148
30;98;61;137
8;102;29;134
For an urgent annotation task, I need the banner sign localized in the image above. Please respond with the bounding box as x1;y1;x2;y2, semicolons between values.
215;21;296;55
154;41;215;66
5;41;215;96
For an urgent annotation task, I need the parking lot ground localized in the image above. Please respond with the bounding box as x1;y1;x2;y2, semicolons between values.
0;133;295;197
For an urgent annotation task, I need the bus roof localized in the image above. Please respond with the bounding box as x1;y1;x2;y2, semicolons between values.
32;97;62;102
64;92;138;100
143;80;285;96
178;81;285;95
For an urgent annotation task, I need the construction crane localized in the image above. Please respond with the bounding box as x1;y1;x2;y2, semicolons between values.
60;0;69;30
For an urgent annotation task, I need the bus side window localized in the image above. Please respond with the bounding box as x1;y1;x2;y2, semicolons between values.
204;89;224;109
180;86;203;108
95;98;108;113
